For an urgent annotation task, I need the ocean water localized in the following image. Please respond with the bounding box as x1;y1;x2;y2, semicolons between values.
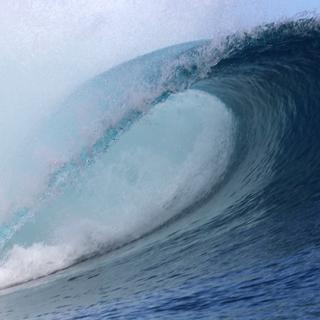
0;10;320;320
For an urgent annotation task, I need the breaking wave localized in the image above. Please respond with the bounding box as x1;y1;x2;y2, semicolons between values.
1;17;320;291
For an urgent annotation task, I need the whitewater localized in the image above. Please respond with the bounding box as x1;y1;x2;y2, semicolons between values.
1;1;320;319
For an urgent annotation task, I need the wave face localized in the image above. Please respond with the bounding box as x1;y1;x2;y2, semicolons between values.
1;18;320;319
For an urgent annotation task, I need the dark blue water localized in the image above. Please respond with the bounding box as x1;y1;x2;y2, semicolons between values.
0;18;320;319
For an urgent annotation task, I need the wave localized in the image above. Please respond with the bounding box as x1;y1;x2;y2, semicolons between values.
1;17;320;289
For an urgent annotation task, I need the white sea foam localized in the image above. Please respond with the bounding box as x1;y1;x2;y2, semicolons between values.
0;89;235;288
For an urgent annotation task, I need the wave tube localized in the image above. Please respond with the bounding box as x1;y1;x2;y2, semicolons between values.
0;87;234;288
